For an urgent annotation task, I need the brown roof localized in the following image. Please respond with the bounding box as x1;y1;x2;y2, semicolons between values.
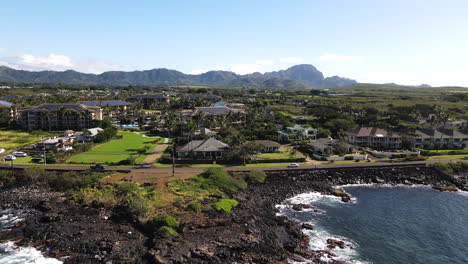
347;127;401;138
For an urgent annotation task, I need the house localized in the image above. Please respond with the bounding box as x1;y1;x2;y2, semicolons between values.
188;94;221;101
182;127;217;137
309;138;357;155
254;140;281;153
76;127;104;142
64;130;75;137
412;128;468;149
34;136;74;151
129;94;170;108
17;103;102;131
177;138;231;159
278;125;318;142
347;127;402;150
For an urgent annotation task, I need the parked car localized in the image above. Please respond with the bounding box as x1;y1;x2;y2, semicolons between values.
90;164;106;171
12;151;27;157
287;163;299;168
3;155;16;161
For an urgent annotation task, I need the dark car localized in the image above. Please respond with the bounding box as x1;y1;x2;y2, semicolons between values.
32;154;45;158
90;164;106;170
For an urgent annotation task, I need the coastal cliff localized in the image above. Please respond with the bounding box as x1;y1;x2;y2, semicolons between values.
0;165;465;263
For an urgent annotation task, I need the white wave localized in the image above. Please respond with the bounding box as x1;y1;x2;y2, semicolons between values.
0;209;28;230
0;242;62;264
278;192;368;263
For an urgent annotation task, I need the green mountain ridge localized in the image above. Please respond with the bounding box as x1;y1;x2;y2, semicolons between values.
0;64;356;89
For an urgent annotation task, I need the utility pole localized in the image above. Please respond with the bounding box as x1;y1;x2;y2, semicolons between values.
42;136;47;165
172;146;175;177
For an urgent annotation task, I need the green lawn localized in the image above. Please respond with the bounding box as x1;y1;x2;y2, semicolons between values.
67;132;159;165
427;155;468;161
0;130;54;152
254;148;301;161
322;160;375;165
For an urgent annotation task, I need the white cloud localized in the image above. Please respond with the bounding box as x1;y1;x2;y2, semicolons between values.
0;48;5;54
280;57;304;63
319;54;364;62
255;59;274;66
0;53;127;74
1;53;74;71
229;64;265;74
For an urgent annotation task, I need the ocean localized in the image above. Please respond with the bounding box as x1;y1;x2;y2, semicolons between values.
278;185;468;264
0;209;62;264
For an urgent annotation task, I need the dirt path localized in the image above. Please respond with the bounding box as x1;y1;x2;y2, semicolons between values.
141;139;169;165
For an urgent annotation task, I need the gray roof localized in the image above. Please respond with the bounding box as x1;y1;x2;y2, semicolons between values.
195;106;231;115
254;140;281;148
131;94;168;99
81;100;132;107
86;127;104;136
21;103;98;112
178;138;230;152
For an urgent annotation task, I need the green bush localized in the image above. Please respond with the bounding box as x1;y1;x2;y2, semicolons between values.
186;202;201;213
213;199;238;214
24;167;46;181
158;226;177;237
244;169;267;184
200;168;247;194
150;214;179;229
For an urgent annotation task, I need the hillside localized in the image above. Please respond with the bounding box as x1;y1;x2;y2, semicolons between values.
0;64;355;89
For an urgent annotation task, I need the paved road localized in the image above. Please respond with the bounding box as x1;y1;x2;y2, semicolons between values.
1;159;461;173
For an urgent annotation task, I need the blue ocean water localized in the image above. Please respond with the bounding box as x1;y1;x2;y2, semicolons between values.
282;186;468;264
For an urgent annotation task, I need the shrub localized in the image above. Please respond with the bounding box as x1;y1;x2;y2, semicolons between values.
344;156;354;160
432;162;454;175
158;226;177;237
186;202;201;213
200;168;247;194
24;167;46;182
150;214;179;229
213;199;238;214
244;170;267;184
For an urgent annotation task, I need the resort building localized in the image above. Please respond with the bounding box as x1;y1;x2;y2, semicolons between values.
412;128;468;149
346;127;402;150
17;103;102;131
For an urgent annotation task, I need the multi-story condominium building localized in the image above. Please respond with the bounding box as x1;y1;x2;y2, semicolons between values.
17;103;103;131
347;127;402;150
412;128;468;149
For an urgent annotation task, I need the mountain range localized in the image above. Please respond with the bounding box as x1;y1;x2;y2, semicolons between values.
0;64;356;89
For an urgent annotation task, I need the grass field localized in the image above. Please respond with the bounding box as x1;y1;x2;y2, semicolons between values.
254;147;301;161
67;132;159;165
0;130;44;151
427;155;468;161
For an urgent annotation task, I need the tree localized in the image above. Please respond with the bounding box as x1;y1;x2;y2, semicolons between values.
236;141;262;165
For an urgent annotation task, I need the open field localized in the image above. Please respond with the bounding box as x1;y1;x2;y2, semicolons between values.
427;155;468;161
0;130;47;152
67;132;159;165
254;147;301;161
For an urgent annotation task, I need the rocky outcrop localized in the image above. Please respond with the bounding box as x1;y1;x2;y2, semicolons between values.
0;165;463;263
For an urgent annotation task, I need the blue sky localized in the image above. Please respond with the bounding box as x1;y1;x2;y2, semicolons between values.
1;0;467;86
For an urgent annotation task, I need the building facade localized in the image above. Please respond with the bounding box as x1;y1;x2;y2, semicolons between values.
17;104;102;131
347;127;402;150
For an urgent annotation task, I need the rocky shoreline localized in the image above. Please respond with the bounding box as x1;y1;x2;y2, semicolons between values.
0;165;466;263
